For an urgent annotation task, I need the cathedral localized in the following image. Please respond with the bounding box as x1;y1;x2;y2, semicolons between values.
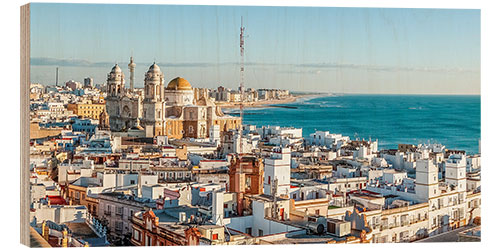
104;58;241;139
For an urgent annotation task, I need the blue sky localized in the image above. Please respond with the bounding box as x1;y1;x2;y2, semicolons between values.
30;3;480;94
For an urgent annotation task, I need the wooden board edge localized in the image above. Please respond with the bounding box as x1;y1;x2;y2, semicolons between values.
20;2;31;247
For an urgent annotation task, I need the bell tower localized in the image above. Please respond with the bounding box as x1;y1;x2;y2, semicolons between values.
105;64;126;131
142;62;165;136
106;64;125;97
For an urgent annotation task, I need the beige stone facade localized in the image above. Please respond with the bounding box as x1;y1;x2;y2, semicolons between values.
105;60;241;139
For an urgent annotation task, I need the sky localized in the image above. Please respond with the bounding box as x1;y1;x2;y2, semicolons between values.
30;3;480;95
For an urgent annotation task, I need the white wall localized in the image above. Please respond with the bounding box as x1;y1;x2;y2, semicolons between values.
30;205;88;224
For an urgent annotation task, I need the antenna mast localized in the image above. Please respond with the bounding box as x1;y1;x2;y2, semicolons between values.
238;16;245;159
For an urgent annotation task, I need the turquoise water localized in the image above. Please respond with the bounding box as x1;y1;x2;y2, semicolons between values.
235;94;481;154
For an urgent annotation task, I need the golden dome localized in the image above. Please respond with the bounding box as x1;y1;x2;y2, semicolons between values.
166;77;192;91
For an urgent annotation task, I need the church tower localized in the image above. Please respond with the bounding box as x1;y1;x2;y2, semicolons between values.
106;64;125;97
105;64;126;131
142;62;165;136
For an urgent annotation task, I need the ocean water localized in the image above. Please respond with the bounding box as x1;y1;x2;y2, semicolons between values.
233;94;481;154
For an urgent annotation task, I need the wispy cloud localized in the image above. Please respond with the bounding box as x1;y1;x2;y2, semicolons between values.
294;62;478;73
30;57;226;68
277;69;323;75
31;57;478;74
31;57;101;67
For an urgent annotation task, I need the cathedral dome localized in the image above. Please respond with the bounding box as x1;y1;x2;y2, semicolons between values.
166;77;193;91
111;64;122;73
147;62;162;73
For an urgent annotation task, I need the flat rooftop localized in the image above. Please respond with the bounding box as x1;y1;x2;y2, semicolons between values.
267;232;356;244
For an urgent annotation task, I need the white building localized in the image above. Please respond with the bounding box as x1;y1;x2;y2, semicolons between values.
415;159;439;201
445;154;467;193
382;169;407;185
264;147;291;197
209;125;221;146
466;155;481;172
306;131;350;150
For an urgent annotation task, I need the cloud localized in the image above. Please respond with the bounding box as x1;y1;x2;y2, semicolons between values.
277;69;323;75
30;57;226;68
31;57;478;74
294;62;478;73
31;57;97;67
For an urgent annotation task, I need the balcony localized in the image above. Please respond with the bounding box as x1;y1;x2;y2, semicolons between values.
104;210;112;216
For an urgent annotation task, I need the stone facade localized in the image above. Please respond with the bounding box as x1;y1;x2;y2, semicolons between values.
105;61;241;139
105;64;142;132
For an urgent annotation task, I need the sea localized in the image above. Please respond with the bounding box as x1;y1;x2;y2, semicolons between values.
229;94;481;154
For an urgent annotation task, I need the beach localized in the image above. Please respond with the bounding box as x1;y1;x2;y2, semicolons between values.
216;93;321;109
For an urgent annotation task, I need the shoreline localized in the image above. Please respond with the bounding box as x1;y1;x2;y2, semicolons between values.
218;93;325;109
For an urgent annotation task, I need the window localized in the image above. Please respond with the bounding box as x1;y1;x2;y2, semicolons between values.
212;233;218;240
245;228;252;235
258;229;263;237
130;180;135;185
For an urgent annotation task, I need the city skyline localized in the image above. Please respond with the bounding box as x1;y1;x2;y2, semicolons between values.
30;3;480;95
23;3;482;246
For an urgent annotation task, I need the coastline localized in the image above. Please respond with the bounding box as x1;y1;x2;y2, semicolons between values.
218;93;325;109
